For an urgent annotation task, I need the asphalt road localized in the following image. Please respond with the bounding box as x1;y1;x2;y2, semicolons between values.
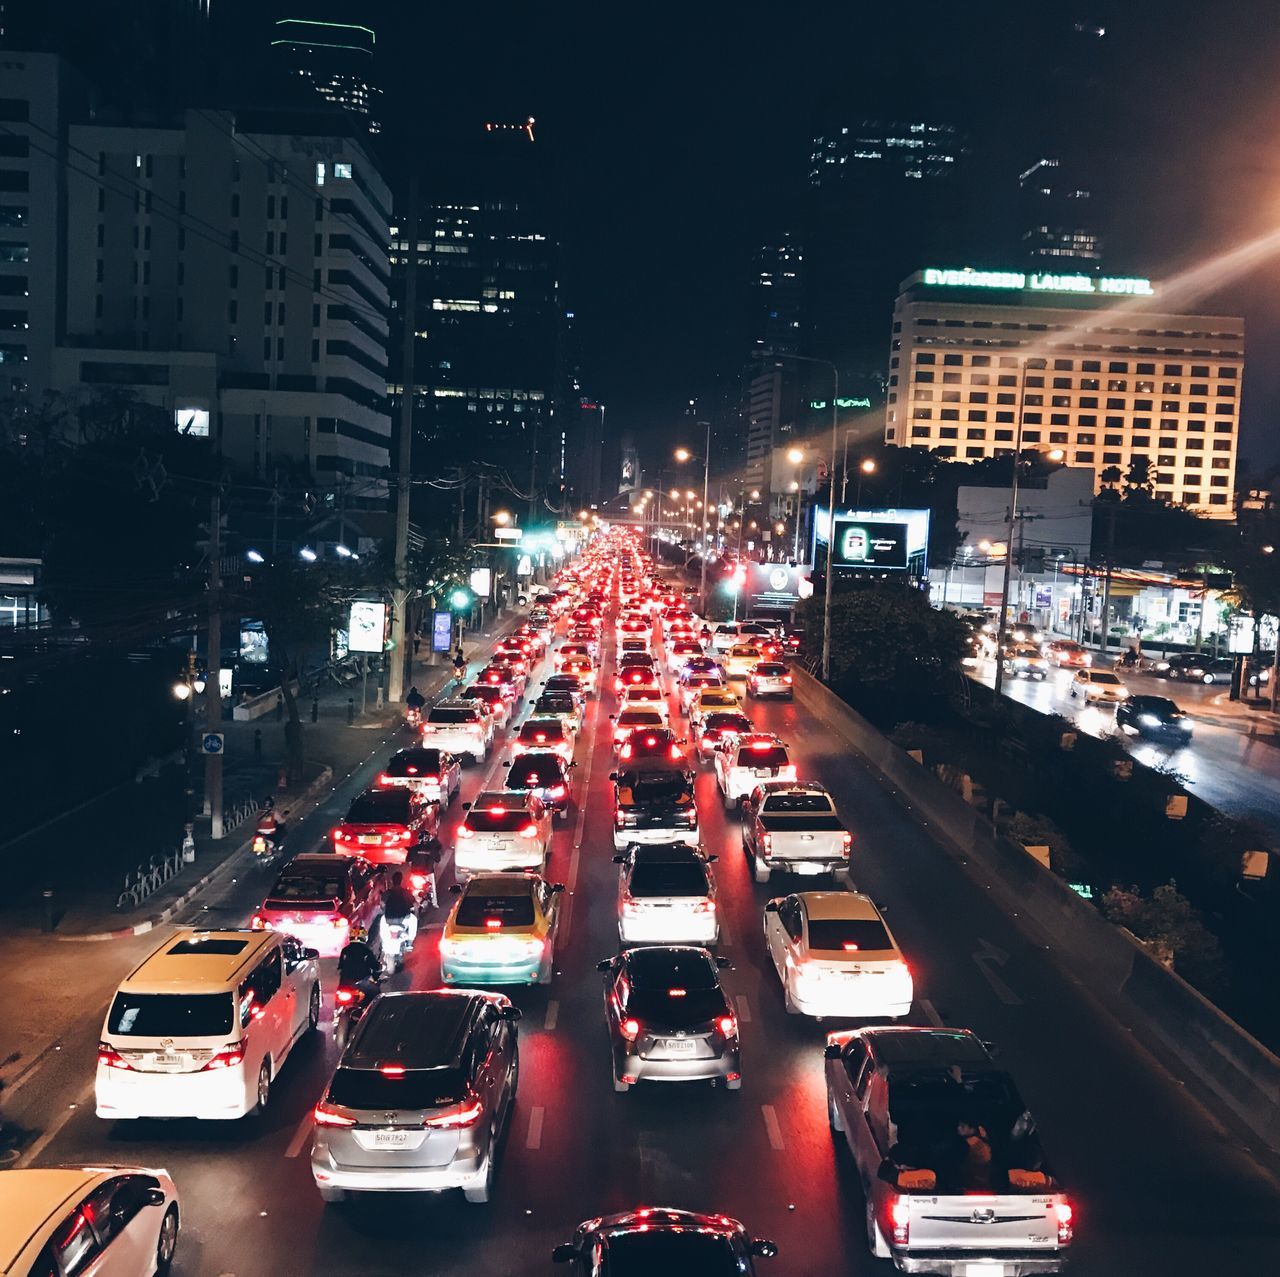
972;658;1280;835
19;615;1280;1275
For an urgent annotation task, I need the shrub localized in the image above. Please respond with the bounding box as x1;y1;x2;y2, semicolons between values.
1100;882;1226;995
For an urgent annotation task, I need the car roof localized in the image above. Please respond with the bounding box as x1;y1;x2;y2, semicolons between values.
120;928;277;992
860;1026;992;1067
591;1206;745;1238
0;1168;109;1268
278;854;353;875
347;991;479;1070
797;890;879;921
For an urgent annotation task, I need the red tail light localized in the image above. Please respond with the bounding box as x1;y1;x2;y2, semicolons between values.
890;1195;910;1245
1055;1200;1074;1244
620;1018;641;1041
97;1042;131;1070
716;1014;737;1037
381;1064;406;1076
761;833;773;858
693;899;716;914
424;1095;484;1129
549;784;567;800
457;824;474;839
409;872;427;891
519;823;539;838
840;831;852;857
250;913;266;930
201;1041;248;1071
314;1102;356;1127
377;772;391;786
783;675;793;685
334;986;363;1006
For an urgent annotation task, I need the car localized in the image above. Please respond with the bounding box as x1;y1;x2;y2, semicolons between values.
746;661;794;699
479;660;525;703
511;715;576;763
455;791;554;879
618;635;651;659
97;928;320;1121
615;843;718;946
611;765;699;849
665;639;705;673
620;684;669;720
542;673;587;713
1045;638;1091;668
1006;621;1045;648
714;734;795;808
677;672;726;715
331;787;438;864
1151;652;1202;680
440;871;563;985
764;891;912;1018
421;700;494;762
1069;668;1129;704
616;725;686;767
0;1166;181;1276
611;706;667;753
526;608;553;638
552;1207;777;1273
554;641;594;673
597;945;740;1091
694;709;754;761
1117;694;1194;741
724;644;763;680
458;682;511;728
690;686;742;728
503;749;575;817
252;853;386;955
495;635;538;665
533;690;584;734
377;746;462;806
567;627;601;660
615;663;660;696
1173;654;1260;685
311;989;521;1204
710;623;740;653
1001;644;1048;680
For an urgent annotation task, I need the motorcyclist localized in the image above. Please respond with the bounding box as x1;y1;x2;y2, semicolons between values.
255;799;285;851
337;936;382;987
379;871;418;956
405;685;426;714
452;647;467;679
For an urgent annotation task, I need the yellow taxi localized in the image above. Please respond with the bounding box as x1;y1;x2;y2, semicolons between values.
439;871;563;986
724;643;764;679
691;686;742;730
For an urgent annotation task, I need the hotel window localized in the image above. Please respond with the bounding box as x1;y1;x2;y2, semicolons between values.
1159;436;1177;448
1213;440;1232;451
1216;385;1236;397
942;390;961;402
1158;454;1178;467
970;354;991;366
1187;420;1205;432
915;370;934;382
966;428;986;439
1209;494;1228;505
935;446;957;457
917;353;935;365
1075;450;1094;462
1218;366;1237;377
1184;457;1202;468
996;393;1016;404
1132;436;1150;447
1105;398;1123;409
1079;396;1098;408
1163;364;1183;375
913;388;932;401
1135;381;1154;393
971;373;990;386
1214;421;1233;433
965;446;985;457
1134;400;1153;411
1080;378;1099;390
1049;432;1068;443
1025;376;1045;388
1023;431;1041;442
943;354;962;365
994;430;1014;442
1108;361;1129;372
1050;414;1069;425
1082;360;1101;372
1053;358;1073;370
943;372;962;384
1077;415;1097;427
1182;491;1201;503
1050;395;1070;407
997;374;1017;386
967;410;988;421
1103;452;1122;464
1186;438;1204;449
999;356;1019;368
1162;382;1181;394
1052;377;1071;389
1211;458;1231;469
911;426;931;437
1105;416;1124;428
1191;365;1209;376
1105;434;1123;445
969;392;989;403
995;411;1015;423
940;409;960;420
939;427;958;439
1023;413;1042;424
1077;432;1096;444
1160;400;1179;412
1136;363;1155;375
913;408;932;420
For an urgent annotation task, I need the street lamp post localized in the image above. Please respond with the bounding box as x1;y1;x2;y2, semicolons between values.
675;419;712;615
993;358;1033;700
855;458;876;509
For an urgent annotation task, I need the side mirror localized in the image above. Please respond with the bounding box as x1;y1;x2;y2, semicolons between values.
608;771;619;782
551;1244;577;1264
502;760;511;767
145;1187;167;1207
750;1239;779;1259
303;947;320;962
550;883;566;893
449;883;463;894
502;1005;523;1022
763;899;780;913
824;1042;842;1061
596;958;614;973
715;955;731;969
981;1039;1000;1058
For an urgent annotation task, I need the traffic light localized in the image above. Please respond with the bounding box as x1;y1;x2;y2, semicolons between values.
449;587;472;611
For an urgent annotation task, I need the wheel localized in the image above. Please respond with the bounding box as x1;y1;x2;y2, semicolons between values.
253;1061;271;1116
828;1088;846;1132
463;1155;494;1204
155;1205;179;1274
307;984;321;1032
334;1014;350;1052
752;855;771;885
783;980;800;1015
866;1202;891;1259
1203;673;1215;685
318;1185;347;1204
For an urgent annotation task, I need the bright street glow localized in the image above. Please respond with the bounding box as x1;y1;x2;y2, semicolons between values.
173;681;192;700
299;547;317;562
334;544;354;558
860;458;877;474
493;510;512;525
246;549;265;563
786;447;804;464
674;447;691;462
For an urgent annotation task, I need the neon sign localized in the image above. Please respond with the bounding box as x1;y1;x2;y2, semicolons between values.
921;267;1154;297
809;397;873;411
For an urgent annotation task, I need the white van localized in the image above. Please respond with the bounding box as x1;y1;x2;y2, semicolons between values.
96;928;321;1121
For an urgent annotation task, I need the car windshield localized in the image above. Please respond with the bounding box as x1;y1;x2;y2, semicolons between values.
268;873;344;902
807;918;893;952
327;1066;467;1112
763;793;833;813
507;755;564;787
428;707;479;724
536;696;575;713
629;860;709;898
456;892;536;927
602;1232;740;1275
347;791;411;823
1137;697;1181;715
107;991;234;1037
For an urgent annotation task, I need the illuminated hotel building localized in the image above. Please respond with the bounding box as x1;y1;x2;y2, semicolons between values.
886;269;1243;517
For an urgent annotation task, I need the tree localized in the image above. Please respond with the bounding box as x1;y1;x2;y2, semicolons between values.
797;582;968;725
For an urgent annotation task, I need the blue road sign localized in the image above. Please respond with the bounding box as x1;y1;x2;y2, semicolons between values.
201;733;225;755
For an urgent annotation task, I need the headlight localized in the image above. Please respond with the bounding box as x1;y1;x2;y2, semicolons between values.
1138;714;1161;728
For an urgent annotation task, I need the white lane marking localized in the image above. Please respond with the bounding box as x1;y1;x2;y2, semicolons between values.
526;1105;545;1150
761;1103;785;1151
736;993;752;1023
972;938;1023;1006
559;893;574;943
15;1080;93;1168
544;1000;560;1031
285;1112;313;1159
567;845;581;893
920;997;944;1027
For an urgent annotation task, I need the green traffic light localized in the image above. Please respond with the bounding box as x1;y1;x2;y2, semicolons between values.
450;589;471;610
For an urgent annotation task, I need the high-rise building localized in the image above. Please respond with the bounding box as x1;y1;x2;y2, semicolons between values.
1019;156;1101;267
41;104;392;498
886;267;1242;518
271;18;380;135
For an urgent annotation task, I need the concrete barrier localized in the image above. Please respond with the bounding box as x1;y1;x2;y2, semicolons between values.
232;683;296;722
792;666;1280;1152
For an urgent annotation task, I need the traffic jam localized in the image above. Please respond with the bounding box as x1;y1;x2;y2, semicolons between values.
62;529;1072;1277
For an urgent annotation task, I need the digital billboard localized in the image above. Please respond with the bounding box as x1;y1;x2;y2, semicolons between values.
813;507;930;577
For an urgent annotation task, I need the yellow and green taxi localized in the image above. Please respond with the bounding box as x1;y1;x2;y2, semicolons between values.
724;643;764;679
439;872;563;986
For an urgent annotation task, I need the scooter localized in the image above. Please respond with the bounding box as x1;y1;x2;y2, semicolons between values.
252;812;288;864
379;915;415;975
333;976;381;1050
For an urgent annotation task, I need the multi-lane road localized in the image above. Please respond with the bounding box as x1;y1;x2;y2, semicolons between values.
16;607;1280;1274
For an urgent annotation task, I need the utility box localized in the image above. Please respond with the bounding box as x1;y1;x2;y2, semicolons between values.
1242;850;1270;881
1165;794;1188;820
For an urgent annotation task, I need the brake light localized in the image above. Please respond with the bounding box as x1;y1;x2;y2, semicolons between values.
749;740;772;752
486;918;503;930
424;1096;484;1129
458;821;475;838
519;823;539;838
619;744;632;760
890;1195;910;1245
314;1102;356;1127
692;899;716;914
717;1014;737;1037
620;1018;641;1041
335;986;363;1005
97;1043;131;1070
667;987;687;998
783;675;793;684
202;1041;248;1071
549;784;567;800
377;772;391;786
1055;1200;1074;1244
489;804;506;815
669;744;681;760
761;833;772;858
841;831;852;857
250;913;266;930
535;733;547;742
381;1064;406;1077
843;942;860;951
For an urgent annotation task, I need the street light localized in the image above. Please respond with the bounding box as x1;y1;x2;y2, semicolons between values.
299;546;317;562
493;510;512;526
172;680;192;701
245;549;264;564
786;446;805;465
675;424;712;611
334;544;354;558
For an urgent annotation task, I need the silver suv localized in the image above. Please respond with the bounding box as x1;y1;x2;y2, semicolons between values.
311;989;521;1205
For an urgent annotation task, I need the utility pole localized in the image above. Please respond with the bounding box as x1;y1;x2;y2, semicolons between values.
387;175;418;704
205;486;224;839
993;357;1031;700
1098;501;1117;657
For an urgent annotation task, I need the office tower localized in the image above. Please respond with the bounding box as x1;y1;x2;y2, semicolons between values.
272;17;380;135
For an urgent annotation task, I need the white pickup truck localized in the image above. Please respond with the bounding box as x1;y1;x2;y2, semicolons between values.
741;783;850;882
825;1026;1073;1276
420;700;494;763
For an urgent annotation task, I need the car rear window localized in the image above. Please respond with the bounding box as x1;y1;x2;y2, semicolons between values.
755;663;787;675
385;750;444;776
519;722;565;742
347;790;411;823
807;918;892;952
619;711;663;727
429;707;479;724
456;893;536;927
268;873;344;902
737;745;788;768
507;756;564;787
327;1065;467;1112
627;947;718;989
108;992;234;1037
619;772;695;804
762;793;832;814
467;807;533;832
604;1231;740;1272
705;713;751;732
629;861;709;897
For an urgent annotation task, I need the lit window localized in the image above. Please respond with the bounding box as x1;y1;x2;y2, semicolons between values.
334;163;353;180
315;162;325;186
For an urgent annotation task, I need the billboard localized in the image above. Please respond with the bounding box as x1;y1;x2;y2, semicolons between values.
347;600;387;653
746;563;806;611
813;507;930;577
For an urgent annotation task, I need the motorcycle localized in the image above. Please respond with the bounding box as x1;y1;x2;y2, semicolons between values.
405;705;423;730
333;977;381;1050
379;915;415;975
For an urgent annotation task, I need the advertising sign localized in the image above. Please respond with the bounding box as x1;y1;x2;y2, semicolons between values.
347;600;387;654
815;507;930;577
432;610;453;653
239;623;268;664
1034;585;1053;609
494;527;523;541
469;567;492;597
746;562;805;611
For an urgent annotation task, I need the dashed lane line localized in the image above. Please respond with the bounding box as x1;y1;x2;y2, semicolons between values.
526;1105;545;1150
761;1103;785;1151
285;1112;312;1159
919;997;944;1027
544;1000;559;1031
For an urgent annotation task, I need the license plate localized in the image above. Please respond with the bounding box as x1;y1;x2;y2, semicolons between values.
373;1130;409;1148
963;1266;1006;1277
753;769;773;778
794;862;825;875
152;1053;182;1067
359;835;379;844
661;1038;696;1054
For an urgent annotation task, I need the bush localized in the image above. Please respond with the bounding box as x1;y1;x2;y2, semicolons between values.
1100;882;1226;995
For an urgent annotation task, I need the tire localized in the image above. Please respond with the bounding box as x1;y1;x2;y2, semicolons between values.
334;1014;350;1053
318;1185;347;1204
307;984;321;1033
752;855;771;885
828;1088;846;1133
783;980;800;1015
1203;674;1215;685
866;1202;892;1259
463;1155;495;1204
252;1061;271;1116
155;1205;179;1274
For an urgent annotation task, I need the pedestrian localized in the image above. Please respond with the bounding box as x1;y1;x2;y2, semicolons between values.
413;634;422;657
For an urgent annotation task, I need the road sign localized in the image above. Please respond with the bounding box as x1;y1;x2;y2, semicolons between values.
201;733;225;755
